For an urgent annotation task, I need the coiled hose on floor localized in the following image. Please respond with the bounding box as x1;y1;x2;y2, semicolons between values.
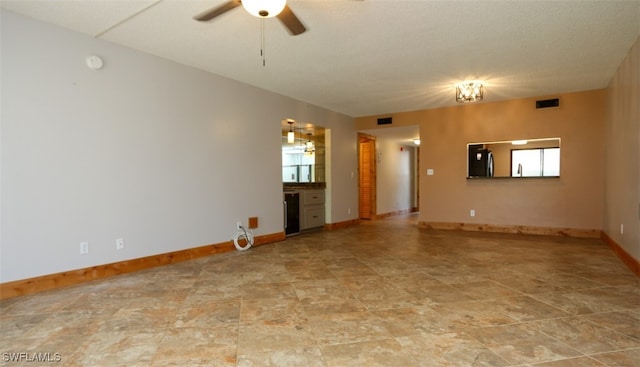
233;225;254;251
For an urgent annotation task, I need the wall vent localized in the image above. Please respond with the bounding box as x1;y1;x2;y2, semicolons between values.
377;117;392;125
536;98;559;109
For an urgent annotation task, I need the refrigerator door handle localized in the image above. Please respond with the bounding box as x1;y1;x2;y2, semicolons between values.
283;200;288;229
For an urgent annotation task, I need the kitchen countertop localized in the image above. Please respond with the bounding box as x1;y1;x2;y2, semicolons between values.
283;182;326;190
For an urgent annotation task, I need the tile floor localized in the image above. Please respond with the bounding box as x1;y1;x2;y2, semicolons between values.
1;214;638;366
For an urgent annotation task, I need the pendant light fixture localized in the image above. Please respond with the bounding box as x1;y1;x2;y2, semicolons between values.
287;120;295;144
242;0;286;18
304;133;315;154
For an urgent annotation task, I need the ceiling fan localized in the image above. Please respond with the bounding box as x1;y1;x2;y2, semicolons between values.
194;0;307;36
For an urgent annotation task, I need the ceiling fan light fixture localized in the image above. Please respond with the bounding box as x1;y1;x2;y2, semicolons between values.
455;81;484;103
242;0;286;18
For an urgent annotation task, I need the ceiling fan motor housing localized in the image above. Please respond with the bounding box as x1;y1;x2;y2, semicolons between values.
242;0;286;18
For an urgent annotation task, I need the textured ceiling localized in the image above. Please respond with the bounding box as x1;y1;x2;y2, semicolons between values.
1;0;639;119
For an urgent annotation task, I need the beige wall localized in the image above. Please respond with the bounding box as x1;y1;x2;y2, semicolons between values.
604;37;640;260
355;89;606;231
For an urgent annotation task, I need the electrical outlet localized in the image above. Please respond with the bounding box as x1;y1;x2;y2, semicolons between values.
80;241;89;254
470;209;476;217
116;238;125;250
620;224;624;234
236;221;242;229
347;208;351;214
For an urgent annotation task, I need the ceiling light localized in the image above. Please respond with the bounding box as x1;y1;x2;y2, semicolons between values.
305;133;315;154
287;120;295;144
242;0;286;18
413;139;421;146
456;81;484;103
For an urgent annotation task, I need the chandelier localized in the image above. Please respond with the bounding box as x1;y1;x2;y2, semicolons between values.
456;81;484;103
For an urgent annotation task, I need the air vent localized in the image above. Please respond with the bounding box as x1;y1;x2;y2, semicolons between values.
377;117;392;125
536;98;559;109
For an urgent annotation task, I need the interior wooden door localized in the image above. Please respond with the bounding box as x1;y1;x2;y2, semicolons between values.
358;134;376;220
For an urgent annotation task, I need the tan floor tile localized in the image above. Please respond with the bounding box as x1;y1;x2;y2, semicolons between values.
340;276;427;311
307;311;391;346
532;272;608;290
451;280;523;300
175;299;241;328
371;306;455;337
240;297;305;322
488;272;568;295
396;331;509;366
430;300;517;330
583;310;640;340
237;347;327;367
72;330;164;366
590;348;640;367
404;283;476;303
237;316;315;355
523;356;607;366
150;325;238;366
531;290;624;315
532;316;640;354
482;296;570;322
387;271;444;288
468;323;581;364
576;285;640;309
321;339;417;367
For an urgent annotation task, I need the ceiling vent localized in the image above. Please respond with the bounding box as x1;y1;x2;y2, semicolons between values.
536;98;559;109
377;117;392;125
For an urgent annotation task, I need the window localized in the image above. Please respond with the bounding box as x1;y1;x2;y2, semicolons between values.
511;148;559;177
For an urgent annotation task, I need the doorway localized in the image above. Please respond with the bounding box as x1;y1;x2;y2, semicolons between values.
358;134;376;220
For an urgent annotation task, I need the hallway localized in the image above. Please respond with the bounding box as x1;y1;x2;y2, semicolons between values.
1;215;638;366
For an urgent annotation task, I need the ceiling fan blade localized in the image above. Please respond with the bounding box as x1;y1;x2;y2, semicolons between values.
193;0;241;21
277;5;307;35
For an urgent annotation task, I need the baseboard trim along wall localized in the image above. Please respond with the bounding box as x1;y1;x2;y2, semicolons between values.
324;219;360;230
600;231;640;276
373;208;418;221
418;221;601;238
0;231;286;300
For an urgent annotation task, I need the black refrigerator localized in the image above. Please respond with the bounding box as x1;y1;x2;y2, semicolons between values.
468;145;494;177
284;192;300;236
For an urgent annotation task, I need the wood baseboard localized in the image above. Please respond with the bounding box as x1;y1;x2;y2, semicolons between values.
374;209;414;220
0;231;286;300
418;221;601;238
600;231;640;276
324;219;360;230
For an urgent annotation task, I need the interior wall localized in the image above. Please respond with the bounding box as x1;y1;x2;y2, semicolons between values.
604;36;640;260
355;89;606;231
0;11;357;283
375;140;416;216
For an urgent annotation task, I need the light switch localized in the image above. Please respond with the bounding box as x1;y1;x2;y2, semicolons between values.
427;169;434;176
